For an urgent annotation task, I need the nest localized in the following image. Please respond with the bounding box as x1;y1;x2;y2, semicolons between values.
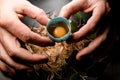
25;11;92;80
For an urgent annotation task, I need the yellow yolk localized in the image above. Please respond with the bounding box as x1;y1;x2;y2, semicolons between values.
53;26;67;38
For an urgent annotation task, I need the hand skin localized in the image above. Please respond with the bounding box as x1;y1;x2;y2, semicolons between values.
59;0;111;60
0;0;55;76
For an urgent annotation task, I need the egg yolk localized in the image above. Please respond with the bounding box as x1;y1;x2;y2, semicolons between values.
53;26;67;38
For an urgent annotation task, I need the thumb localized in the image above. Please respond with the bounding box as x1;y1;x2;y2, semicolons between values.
19;1;50;25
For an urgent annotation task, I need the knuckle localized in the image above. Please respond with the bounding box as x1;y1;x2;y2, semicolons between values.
35;9;46;19
0;17;13;27
14;65;31;71
0;18;5;26
38;9;45;15
22;32;31;43
7;48;18;57
15;66;25;70
61;5;70;12
22;0;32;7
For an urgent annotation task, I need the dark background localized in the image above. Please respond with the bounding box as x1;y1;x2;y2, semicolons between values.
0;0;120;80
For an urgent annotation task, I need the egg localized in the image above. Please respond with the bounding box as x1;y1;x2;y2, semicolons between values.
53;26;67;38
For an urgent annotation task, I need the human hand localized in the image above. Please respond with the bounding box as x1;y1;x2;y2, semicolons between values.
0;0;55;76
59;0;111;60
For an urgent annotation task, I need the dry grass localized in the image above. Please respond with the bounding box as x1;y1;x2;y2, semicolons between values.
25;11;91;80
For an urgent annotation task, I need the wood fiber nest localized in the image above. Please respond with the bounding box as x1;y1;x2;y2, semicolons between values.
25;11;92;80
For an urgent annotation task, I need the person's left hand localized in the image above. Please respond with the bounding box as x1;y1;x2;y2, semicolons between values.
59;0;111;60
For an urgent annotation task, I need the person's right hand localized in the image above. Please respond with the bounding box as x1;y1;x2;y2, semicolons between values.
0;0;55;76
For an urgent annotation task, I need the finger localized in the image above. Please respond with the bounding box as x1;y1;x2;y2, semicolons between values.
0;60;16;76
76;26;110;60
0;14;54;47
59;0;87;18
68;3;106;42
0;42;33;71
3;43;49;64
0;27;48;64
17;0;50;25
